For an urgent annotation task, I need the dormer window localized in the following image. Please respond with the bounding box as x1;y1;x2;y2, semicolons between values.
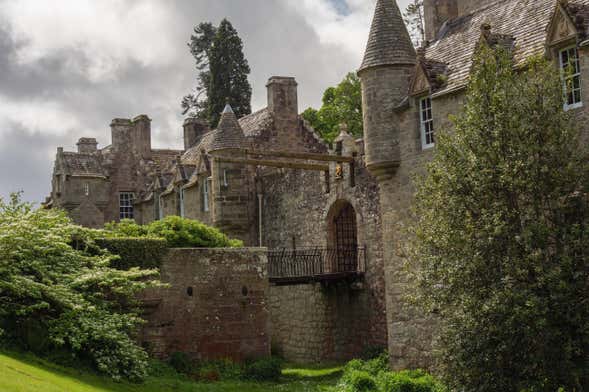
560;46;582;110
420;96;435;149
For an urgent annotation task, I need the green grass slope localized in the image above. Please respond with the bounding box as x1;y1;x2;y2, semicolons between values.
0;351;341;392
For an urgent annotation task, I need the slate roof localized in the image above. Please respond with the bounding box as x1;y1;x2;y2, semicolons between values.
60;152;106;177
239;108;274;137
425;0;589;97
359;0;416;72
152;149;182;170
209;105;246;151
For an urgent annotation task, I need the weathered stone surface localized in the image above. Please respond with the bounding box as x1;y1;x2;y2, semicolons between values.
139;248;270;361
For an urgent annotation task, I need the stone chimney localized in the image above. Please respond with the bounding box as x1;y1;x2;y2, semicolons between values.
132;114;152;159
110;118;133;153
266;76;298;120
183;117;210;150
424;0;458;42
76;138;98;153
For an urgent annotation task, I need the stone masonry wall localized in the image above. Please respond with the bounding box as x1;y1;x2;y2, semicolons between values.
139;248;270;361
262;156;387;363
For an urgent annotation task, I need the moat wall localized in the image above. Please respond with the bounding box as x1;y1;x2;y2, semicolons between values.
139;248;270;361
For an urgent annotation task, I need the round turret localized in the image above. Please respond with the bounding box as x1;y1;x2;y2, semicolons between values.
358;0;416;180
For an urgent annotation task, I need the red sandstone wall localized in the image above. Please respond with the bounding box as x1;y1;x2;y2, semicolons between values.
139;248;270;361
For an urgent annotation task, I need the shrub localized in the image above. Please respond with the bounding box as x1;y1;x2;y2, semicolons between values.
94;237;168;270
0;193;160;381
105;217;243;248
344;353;389;376
340;370;377;392
338;357;446;392
168;352;194;375
376;370;447;392
194;358;244;381
244;357;282;381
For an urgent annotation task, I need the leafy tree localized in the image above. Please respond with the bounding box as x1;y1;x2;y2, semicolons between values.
182;22;217;118
404;0;424;47
302;73;362;143
208;19;252;128
0;194;160;381
411;44;589;391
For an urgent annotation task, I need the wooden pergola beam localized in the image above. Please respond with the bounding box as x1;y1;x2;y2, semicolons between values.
244;149;354;163
217;157;329;172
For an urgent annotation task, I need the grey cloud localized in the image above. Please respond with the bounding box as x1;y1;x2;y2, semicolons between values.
0;0;369;203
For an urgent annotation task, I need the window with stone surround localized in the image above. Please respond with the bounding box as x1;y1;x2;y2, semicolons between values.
84;183;89;196
179;188;185;218
560;46;582;110
202;177;210;212
119;192;134;219
420;96;435;149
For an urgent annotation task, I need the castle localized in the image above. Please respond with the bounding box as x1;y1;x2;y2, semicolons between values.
46;0;589;368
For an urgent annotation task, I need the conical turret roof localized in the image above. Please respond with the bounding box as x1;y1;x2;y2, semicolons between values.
359;0;416;73
209;104;245;151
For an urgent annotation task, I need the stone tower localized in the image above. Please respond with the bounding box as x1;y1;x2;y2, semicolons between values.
358;0;415;180
208;104;251;244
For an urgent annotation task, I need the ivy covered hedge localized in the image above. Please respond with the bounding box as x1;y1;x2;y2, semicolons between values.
94;238;168;270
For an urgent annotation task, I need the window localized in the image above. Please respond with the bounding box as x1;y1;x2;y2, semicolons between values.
158;195;164;220
202;178;210;212
420;96;435;149
84;183;89;196
560;46;582;110
55;175;61;194
179;188;185;218
119;192;134;219
223;170;228;187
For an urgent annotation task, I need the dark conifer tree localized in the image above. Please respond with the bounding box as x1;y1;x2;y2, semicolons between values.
208;19;252;128
182;22;217;118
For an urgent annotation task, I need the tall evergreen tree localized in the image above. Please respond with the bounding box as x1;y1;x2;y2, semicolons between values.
404;0;424;47
182;22;217;118
411;44;589;391
208;19;252;128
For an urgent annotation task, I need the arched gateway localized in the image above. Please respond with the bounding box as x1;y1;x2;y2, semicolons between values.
327;200;359;273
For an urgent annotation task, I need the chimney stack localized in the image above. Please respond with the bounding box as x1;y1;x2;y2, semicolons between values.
266;76;298;119
77;138;98;153
183;117;210;150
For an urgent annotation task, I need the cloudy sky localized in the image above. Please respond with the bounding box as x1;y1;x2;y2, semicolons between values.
0;0;412;203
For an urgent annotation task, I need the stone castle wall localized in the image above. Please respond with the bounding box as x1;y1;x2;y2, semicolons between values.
139;248;270;361
261;158;387;362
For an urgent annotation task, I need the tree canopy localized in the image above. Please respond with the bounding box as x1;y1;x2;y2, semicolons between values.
403;0;425;47
301;72;363;144
0;194;160;381
182;19;252;128
411;44;589;391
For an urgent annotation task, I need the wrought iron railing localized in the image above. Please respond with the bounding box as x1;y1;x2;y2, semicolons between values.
268;246;366;282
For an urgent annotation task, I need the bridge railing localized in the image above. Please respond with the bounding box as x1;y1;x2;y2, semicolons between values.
268;246;366;283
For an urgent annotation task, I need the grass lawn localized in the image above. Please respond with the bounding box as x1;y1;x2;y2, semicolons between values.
0;351;342;392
